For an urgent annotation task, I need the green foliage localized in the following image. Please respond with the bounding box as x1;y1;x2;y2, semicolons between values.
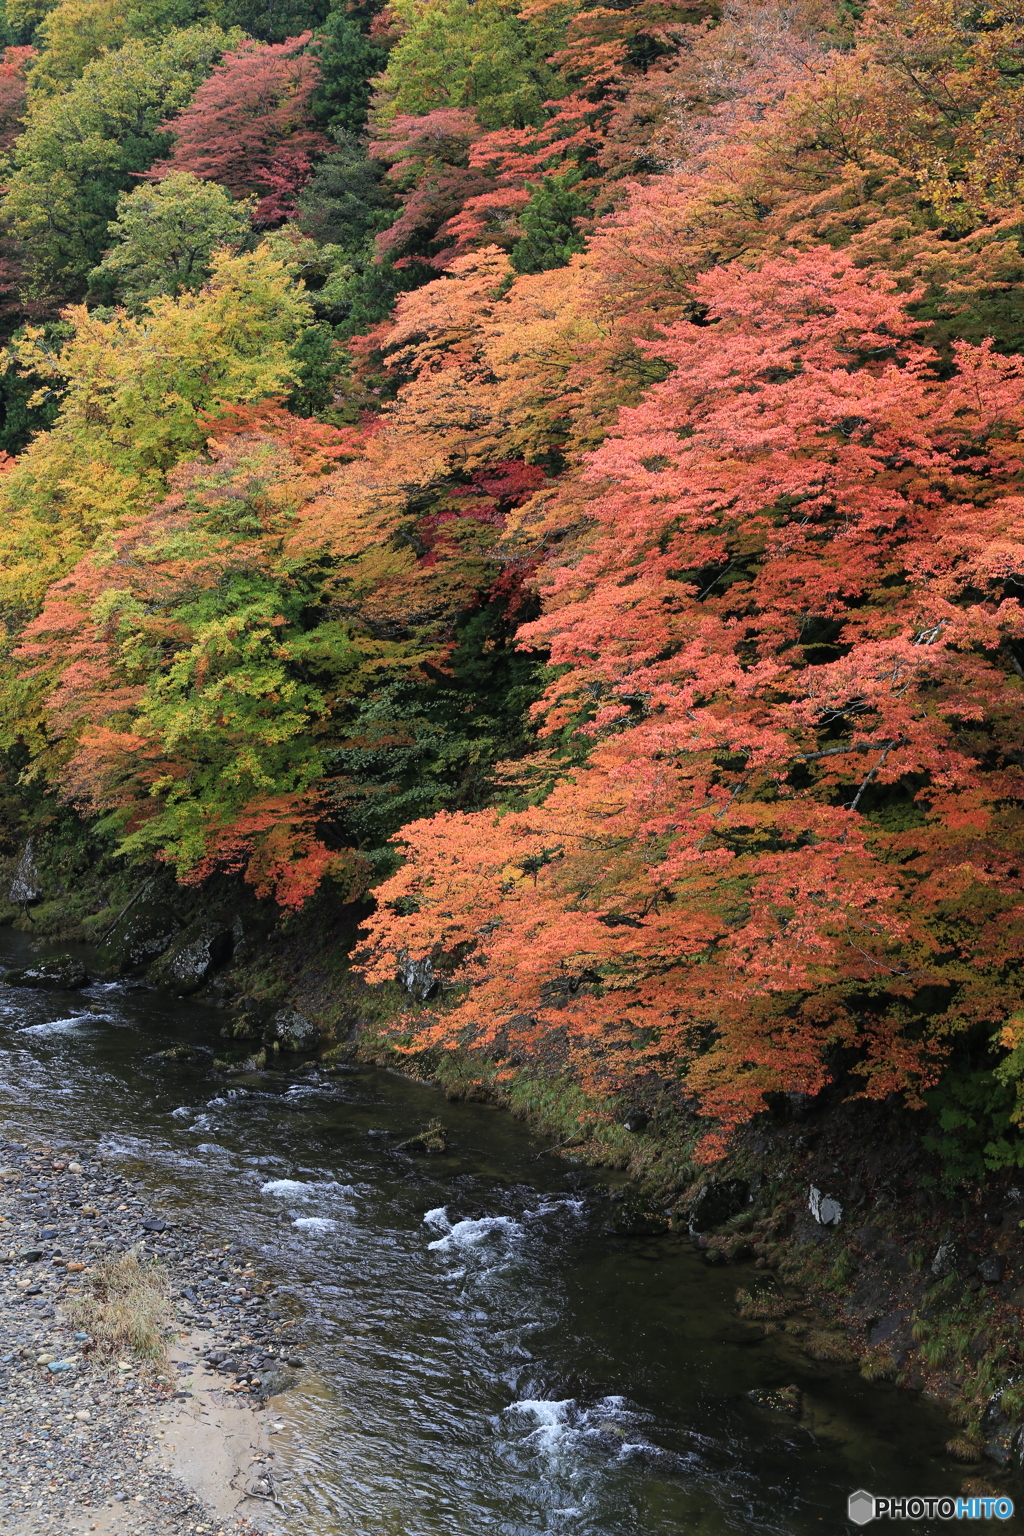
330;254;423;341
88;171;252;309
286;319;343;415
3;23;239;303
4;0;58;43
296;132;396;254
206;0;327;43
109;559;334;879
27;0;208;96
325;595;543;856
511;172;592;274
0;242;310;628
311;4;385;135
923;1050;1024;1189
378;0;569;130
0;319;72;453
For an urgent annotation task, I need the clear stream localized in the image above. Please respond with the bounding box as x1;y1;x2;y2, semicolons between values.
0;929;995;1535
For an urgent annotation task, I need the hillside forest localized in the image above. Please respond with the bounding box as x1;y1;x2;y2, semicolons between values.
1;0;1023;1175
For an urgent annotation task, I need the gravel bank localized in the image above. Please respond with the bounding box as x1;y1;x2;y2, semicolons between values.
0;1134;303;1536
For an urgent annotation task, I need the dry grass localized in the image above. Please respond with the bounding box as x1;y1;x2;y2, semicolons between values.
735;1288;791;1321
859;1346;898;1381
65;1249;173;1375
805;1330;859;1363
946;1437;984;1463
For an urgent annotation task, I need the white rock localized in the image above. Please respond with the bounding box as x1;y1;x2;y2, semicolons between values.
809;1185;842;1227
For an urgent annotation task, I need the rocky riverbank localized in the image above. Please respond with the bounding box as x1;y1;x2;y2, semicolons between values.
6;835;1024;1487
0;1134;306;1536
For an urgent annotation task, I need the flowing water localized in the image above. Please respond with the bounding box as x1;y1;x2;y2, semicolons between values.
0;929;997;1535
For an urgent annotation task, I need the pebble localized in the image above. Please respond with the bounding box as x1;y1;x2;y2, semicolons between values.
0;1134;298;1536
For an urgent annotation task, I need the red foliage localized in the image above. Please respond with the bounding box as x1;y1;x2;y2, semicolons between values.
153;34;332;225
369;109;496;267
358;248;1024;1156
0;45;33;155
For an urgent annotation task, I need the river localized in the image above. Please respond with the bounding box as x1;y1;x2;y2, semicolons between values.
0;928;983;1534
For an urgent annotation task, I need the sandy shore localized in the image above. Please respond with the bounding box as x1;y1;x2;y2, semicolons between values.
0;1133;298;1536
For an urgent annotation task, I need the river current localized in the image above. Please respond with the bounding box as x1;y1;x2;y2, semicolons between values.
0;929;980;1534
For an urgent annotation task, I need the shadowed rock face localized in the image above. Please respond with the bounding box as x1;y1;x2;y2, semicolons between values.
2;956;90;990
150;928;234;995
95;900;184;975
688;1178;750;1235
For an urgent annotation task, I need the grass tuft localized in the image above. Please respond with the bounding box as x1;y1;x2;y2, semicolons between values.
65;1249;172;1374
805;1330;859;1363
945;1437;984;1464
735;1288;791;1320
859;1346;897;1381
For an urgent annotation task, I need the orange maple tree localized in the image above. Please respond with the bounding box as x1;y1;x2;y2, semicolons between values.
358;247;1024;1156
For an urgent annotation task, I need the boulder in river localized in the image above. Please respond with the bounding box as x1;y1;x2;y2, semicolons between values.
396;1118;448;1154
264;1008;320;1052
604;1183;671;1236
747;1385;802;1416
3;956;90;990
257;1367;298;1397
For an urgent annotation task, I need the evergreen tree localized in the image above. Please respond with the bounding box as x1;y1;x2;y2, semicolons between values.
310;4;385;135
206;0;329;45
511;173;592;274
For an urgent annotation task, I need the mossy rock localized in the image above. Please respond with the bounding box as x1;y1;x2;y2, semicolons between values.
95;898;184;975
262;1008;320;1052
397;1118;448;1154
748;1385;802;1416
3;955;90;990
149;926;233;995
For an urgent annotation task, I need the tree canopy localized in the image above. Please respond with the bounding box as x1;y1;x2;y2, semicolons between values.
2;0;1024;1168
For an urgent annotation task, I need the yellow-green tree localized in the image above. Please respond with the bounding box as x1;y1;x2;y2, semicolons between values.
89;171;252;309
375;0;572;131
0;242;310;670
26;0;206;95
2;24;238;302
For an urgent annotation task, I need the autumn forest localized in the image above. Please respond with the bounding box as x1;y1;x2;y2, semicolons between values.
1;0;1023;1176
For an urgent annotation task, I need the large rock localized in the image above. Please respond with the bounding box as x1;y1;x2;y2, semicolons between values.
264;1008;320;1053
396;950;436;1002
3;956;90;990
931;1239;968;1279
95;899;183;974
688;1178;750;1234
9;840;42;906
151;928;233;995
983;1381;1024;1466
809;1185;843;1227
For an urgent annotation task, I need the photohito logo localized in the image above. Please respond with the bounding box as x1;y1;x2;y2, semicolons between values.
848;1492;1015;1524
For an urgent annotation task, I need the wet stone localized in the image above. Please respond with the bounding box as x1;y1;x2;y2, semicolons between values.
2;957;90;991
